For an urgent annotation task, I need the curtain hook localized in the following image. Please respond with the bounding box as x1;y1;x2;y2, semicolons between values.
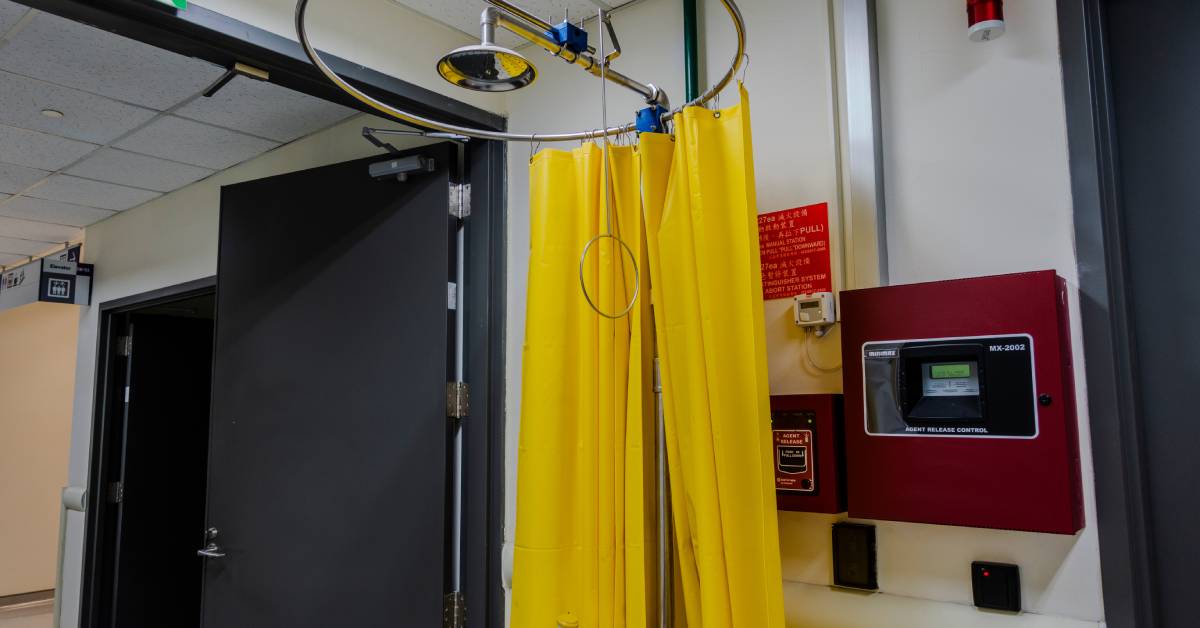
740;52;751;84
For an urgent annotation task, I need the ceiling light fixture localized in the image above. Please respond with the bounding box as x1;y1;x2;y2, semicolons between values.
40;109;65;119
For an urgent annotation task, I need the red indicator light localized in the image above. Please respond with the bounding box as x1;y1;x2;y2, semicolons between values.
983;570;990;577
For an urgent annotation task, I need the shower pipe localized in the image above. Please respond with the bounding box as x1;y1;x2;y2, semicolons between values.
294;0;746;142
483;6;660;106
682;0;700;101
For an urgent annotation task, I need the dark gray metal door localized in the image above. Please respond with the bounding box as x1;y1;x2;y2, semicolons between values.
201;146;453;628
1061;2;1200;625
1103;3;1200;625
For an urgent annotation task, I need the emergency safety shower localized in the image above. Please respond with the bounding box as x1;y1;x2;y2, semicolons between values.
294;3;753;627
295;0;748;141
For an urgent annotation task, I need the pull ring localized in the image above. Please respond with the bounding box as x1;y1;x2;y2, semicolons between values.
577;7;640;321
579;233;641;320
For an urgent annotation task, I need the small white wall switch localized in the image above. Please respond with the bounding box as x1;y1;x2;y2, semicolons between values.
793;292;836;327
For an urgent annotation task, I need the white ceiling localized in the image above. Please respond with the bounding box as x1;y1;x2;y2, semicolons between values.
0;0;357;266
391;0;636;49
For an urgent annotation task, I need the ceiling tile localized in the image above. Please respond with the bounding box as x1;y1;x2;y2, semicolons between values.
66;148;214;193
0;214;82;243
0;196;115;227
176;76;356;143
0;252;29;266
0;0;30;34
0;70;158;144
0;235;55;256
114;116;279;170
27;174;160;211
0;10;225;110
0;161;50;195
0;124;97;171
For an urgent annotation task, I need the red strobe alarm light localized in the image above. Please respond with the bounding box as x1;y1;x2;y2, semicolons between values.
968;0;1005;42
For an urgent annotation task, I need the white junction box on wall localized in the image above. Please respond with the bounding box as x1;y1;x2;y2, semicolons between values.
793;291;836;327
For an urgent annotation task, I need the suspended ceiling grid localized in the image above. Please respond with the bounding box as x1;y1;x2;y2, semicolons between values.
391;0;638;48
0;0;357;268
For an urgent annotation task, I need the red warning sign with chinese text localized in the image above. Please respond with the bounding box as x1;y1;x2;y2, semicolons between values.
758;203;832;300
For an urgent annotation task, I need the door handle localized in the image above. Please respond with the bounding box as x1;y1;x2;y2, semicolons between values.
197;543;226;559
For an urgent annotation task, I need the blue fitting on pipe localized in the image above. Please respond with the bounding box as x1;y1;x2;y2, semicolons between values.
547;21;589;54
636;105;669;134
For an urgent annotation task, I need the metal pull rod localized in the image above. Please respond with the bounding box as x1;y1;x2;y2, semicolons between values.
197;544;226;559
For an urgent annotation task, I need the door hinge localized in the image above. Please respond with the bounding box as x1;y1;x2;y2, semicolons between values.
116;336;132;357
443;591;466;628
447;382;470;419
107;481;124;504
449;182;471;219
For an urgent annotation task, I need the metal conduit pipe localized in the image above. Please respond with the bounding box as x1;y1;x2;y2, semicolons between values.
486;8;666;108
484;0;552;32
484;0;598;55
682;0;700;101
294;0;746;142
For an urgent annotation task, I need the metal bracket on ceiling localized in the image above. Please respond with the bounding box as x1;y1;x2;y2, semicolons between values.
203;62;270;98
362;127;470;156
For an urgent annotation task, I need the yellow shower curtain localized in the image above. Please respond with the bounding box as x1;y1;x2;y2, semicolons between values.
512;141;657;628
513;85;783;628
644;85;785;628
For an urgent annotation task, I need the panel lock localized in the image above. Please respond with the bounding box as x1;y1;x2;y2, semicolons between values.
197;527;225;559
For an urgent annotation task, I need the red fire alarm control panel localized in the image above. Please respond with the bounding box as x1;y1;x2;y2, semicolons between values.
840;271;1084;534
771;394;845;514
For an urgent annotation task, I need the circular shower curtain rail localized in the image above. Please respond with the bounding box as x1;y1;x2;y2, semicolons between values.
294;0;747;142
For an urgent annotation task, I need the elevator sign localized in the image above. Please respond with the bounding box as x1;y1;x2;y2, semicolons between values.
0;254;93;313
757;203;832;300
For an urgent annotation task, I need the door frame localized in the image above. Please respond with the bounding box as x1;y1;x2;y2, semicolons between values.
45;2;510;626
80;276;218;628
1056;1;1156;626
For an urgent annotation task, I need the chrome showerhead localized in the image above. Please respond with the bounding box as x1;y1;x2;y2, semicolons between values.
436;43;536;92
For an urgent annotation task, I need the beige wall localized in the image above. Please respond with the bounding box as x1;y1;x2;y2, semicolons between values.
0;301;78;596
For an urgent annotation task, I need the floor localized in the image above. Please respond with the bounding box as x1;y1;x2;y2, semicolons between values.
0;603;52;628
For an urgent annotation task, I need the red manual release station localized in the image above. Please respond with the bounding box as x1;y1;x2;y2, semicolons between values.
839;271;1084;534
771;394;845;514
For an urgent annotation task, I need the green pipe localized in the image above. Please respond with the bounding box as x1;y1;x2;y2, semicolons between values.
683;0;700;101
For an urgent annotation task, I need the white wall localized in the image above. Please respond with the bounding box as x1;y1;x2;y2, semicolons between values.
58;114;432;624
0;302;77;597
504;0;1103;626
